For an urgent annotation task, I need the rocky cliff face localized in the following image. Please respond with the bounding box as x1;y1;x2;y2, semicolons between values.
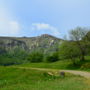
0;37;28;54
0;34;62;54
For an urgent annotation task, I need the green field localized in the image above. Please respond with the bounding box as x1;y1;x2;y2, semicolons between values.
0;56;90;90
0;66;90;90
16;56;90;72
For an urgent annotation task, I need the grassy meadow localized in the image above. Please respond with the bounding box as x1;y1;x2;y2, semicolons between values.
0;66;90;90
16;56;90;72
0;56;90;90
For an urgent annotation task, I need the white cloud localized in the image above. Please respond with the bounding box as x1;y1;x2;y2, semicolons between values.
0;7;21;36
31;23;60;36
32;23;50;30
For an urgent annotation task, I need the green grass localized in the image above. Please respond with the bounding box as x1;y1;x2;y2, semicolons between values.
16;56;90;71
0;56;90;90
0;66;90;90
18;60;71;69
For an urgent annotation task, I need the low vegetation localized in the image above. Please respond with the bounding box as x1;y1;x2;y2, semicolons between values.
0;67;90;90
16;56;90;72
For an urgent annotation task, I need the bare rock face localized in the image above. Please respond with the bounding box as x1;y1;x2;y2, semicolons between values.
0;34;63;54
0;37;28;53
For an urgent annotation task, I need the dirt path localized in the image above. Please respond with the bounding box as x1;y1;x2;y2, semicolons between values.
13;67;90;79
60;70;90;79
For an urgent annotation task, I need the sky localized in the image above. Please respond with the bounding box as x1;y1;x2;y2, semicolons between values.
0;0;90;38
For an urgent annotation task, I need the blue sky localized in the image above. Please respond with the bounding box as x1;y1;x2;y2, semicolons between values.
0;0;90;38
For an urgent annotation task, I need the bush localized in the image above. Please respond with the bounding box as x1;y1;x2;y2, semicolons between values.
0;55;23;66
27;51;44;63
81;63;90;69
45;52;59;62
0;48;28;66
8;48;28;60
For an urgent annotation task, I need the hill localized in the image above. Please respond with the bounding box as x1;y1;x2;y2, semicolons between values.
0;34;62;54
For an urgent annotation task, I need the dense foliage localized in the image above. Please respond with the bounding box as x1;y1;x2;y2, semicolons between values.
45;52;59;62
0;48;28;66
59;42;81;65
27;51;44;62
59;27;90;65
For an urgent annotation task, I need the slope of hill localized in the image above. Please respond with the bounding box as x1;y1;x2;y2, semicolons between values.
0;34;62;54
0;37;28;54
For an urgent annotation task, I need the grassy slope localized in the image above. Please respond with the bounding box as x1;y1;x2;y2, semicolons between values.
0;66;90;90
17;56;90;71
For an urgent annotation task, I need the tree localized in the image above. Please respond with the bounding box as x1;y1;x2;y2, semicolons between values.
69;27;89;61
84;32;90;55
27;51;44;63
45;52;59;62
59;41;81;65
84;31;90;41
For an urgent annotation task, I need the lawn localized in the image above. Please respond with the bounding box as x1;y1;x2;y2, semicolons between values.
0;66;90;90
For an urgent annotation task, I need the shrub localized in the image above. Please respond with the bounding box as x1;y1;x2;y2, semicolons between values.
81;63;90;69
27;51;44;63
0;55;22;66
45;52;59;62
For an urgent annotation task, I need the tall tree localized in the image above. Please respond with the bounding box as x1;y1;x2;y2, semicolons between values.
59;41;81;65
69;27;89;61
